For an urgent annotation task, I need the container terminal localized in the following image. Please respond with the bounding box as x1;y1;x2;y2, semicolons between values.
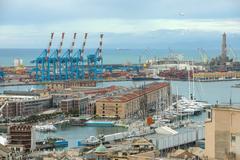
0;32;240;85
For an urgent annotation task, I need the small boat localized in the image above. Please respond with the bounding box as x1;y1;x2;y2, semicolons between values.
35;124;57;132
70;118;88;126
36;137;68;150
232;84;240;88
54;140;68;148
77;136;100;146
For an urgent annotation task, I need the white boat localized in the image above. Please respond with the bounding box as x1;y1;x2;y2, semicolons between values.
35;124;57;132
78;136;100;146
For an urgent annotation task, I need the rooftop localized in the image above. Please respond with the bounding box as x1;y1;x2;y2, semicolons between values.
213;104;240;111
95;143;107;153
97;82;169;103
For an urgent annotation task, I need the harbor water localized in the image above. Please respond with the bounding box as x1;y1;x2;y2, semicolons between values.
36;126;127;148
1;80;239;104
1;80;239;148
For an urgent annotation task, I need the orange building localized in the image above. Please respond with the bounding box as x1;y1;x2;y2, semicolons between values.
96;82;170;119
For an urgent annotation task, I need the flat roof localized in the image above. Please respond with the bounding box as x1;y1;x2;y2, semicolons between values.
97;82;169;103
213;105;240;111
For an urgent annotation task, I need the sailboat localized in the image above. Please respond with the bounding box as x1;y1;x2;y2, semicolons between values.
178;61;211;115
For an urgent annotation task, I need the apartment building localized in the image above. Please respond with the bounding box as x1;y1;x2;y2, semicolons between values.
60;97;94;115
1;97;52;118
96;82;170;119
7;124;36;152
205;105;240;160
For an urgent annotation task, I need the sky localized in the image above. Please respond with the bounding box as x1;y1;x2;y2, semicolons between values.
0;0;239;49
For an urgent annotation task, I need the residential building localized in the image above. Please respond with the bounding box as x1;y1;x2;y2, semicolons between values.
7;124;36;152
1;97;52;118
96;82;170;119
60;97;94;115
205;105;240;160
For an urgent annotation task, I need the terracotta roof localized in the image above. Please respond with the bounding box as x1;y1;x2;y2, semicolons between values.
97;82;169;103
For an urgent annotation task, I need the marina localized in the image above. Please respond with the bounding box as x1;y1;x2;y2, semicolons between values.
0;1;240;158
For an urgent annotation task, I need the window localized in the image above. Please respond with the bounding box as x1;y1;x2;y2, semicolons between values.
231;135;236;143
207;110;212;119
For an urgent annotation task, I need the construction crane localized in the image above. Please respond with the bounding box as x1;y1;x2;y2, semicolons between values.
228;45;238;62
87;34;104;80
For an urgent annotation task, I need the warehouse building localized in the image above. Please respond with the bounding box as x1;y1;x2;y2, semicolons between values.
96;82;170;119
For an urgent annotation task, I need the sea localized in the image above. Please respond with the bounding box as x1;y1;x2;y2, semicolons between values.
0;48;235;66
0;48;240;148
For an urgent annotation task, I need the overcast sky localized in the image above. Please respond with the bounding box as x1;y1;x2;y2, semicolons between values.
0;0;239;48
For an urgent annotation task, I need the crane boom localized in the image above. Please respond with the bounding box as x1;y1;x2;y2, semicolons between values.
70;33;77;54
81;33;88;57
98;34;104;57
58;32;65;56
47;32;54;56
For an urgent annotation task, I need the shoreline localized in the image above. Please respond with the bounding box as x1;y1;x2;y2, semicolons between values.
0;78;240;87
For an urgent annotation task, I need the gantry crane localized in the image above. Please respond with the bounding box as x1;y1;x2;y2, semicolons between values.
87;34;104;80
34;32;54;81
71;33;88;79
48;32;65;80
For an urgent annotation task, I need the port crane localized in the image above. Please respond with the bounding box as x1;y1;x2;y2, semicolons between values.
87;34;104;80
71;33;88;79
32;33;107;81
34;32;54;81
47;32;65;81
59;33;77;80
198;48;209;64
